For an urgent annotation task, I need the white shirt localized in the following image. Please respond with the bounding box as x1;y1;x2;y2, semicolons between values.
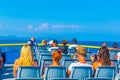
68;44;78;49
48;47;59;52
68;62;92;71
117;52;120;60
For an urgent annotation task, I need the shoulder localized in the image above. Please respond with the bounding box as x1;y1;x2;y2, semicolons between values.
110;61;114;66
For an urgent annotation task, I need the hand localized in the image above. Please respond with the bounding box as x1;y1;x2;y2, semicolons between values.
90;54;95;62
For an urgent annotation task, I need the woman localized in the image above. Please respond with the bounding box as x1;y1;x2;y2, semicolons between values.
13;45;34;78
51;50;62;66
41;50;62;78
91;48;114;71
61;40;68;54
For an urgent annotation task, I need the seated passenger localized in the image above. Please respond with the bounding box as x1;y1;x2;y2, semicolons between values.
51;50;62;66
41;50;62;78
41;40;48;46
48;40;59;52
0;57;3;70
112;43;119;50
27;37;37;46
0;49;3;70
91;48;114;71
60;40;68;54
67;46;92;77
13;45;34;78
68;38;78;49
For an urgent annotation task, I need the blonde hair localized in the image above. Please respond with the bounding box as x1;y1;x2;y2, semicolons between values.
76;46;86;56
19;45;33;66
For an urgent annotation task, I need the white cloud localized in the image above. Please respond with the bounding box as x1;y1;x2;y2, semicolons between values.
26;23;82;33
34;23;49;31
52;24;80;29
27;25;33;29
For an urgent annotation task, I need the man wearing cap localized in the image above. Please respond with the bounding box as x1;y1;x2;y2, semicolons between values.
67;46;92;77
48;40;59;52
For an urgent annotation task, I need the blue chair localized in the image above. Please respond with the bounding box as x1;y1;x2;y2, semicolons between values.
86;78;112;80
109;51;118;60
111;59;119;73
62;59;77;69
70;66;92;80
60;55;71;64
94;66;116;80
52;78;78;80
17;66;40;78
38;46;48;50
51;48;59;53
86;60;92;64
86;52;93;60
16;78;43;80
44;66;66;80
38;54;52;66
40;59;52;76
67;49;76;55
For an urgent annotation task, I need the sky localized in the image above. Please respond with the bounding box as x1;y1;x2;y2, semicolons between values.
0;0;120;41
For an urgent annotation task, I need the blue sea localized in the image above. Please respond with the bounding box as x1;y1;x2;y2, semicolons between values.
0;39;120;64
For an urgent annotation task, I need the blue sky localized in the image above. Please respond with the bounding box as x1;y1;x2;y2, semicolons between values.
0;0;120;41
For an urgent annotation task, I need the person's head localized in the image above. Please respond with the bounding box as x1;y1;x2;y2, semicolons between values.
97;48;110;66
52;50;62;63
62;40;67;45
42;40;47;45
72;38;77;44
52;40;58;47
99;42;107;50
31;37;35;42
113;43;118;49
76;46;86;63
19;45;33;66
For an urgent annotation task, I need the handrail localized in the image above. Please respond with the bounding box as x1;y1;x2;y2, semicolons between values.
0;43;112;49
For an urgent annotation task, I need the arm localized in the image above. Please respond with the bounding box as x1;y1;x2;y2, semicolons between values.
67;69;71;77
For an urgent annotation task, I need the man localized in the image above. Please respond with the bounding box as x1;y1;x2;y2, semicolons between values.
48;40;59;52
68;38;78;49
67;46;92;77
27;37;37;46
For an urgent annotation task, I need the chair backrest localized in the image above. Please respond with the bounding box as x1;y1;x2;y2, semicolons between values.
67;49;76;55
86;78;112;80
86;52;93;60
44;66;66;80
86;60;92;64
111;59;119;73
60;55;71;64
38;54;52;66
16;78;43;80
51;48;59;53
62;59;77;69
40;59;52;76
70;66;92;80
109;51;118;59
17;66;40;78
38;46;48;50
94;66;116;80
52;78;78;80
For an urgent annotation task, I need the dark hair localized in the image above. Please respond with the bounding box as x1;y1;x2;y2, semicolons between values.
62;40;67;45
98;48;111;65
113;43;118;48
53;40;58;44
72;38;77;44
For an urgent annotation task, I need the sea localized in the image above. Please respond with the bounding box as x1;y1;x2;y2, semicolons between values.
0;39;120;64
